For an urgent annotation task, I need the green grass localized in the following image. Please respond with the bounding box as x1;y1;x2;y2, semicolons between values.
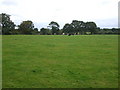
0;35;2;89
2;35;118;88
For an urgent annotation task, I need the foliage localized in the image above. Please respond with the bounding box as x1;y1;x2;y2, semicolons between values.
9;29;21;35
85;22;97;34
0;13;15;35
63;23;73;34
40;28;51;35
71;20;85;34
1;13;119;35
63;20;97;35
18;20;34;34
49;21;60;35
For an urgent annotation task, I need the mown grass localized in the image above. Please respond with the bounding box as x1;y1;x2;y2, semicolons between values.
2;35;118;88
0;35;2;89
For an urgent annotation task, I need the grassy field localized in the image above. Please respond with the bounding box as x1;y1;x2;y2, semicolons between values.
2;35;118;88
0;35;2;89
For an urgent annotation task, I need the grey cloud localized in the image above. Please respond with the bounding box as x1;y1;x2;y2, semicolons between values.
96;18;118;28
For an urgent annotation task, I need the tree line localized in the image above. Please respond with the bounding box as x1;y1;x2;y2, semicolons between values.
0;13;119;35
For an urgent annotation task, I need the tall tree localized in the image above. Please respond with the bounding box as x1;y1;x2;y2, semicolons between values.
63;23;73;34
85;22;97;34
71;20;85;34
0;13;15;35
18;20;34;34
49;21;60;35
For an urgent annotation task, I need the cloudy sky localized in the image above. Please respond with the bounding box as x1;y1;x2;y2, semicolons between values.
0;0;119;29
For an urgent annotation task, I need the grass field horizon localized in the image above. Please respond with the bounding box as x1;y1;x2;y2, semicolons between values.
3;35;118;88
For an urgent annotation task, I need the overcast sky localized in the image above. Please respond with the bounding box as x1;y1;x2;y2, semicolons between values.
0;0;119;29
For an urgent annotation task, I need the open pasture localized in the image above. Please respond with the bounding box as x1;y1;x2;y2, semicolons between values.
2;35;118;88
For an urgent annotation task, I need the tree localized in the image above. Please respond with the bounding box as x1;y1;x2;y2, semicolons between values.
31;28;39;35
34;28;38;32
95;27;101;34
85;22;97;34
18;20;34;34
71;20;85;35
63;23;73;35
40;28;51;35
49;21;60;35
0;13;15;35
63;20;86;35
9;29;21;35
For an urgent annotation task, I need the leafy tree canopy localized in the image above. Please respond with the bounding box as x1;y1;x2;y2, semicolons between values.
0;13;15;35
